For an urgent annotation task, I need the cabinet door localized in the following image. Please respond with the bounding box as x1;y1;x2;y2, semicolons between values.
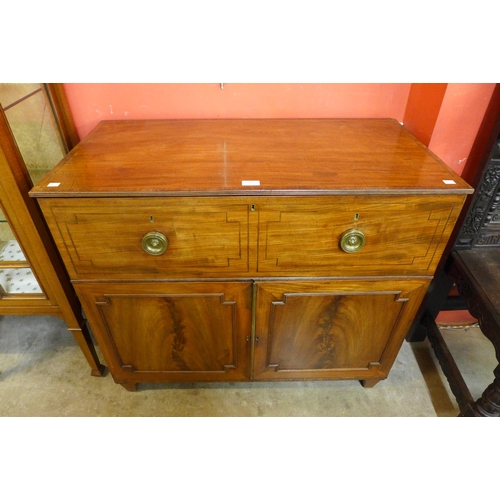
76;282;253;387
0;84;67;302
253;280;429;384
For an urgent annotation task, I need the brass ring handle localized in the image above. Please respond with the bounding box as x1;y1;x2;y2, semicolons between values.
339;228;366;253
142;231;168;256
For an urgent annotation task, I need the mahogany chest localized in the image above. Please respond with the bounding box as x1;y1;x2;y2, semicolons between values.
30;119;472;391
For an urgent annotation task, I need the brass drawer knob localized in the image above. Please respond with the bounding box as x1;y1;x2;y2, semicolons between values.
339;228;366;253
142;231;168;256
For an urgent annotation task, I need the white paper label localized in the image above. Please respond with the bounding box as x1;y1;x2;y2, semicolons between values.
47;182;61;187
242;180;260;186
442;180;456;185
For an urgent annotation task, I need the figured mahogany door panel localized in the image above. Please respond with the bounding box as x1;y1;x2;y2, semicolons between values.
253;280;429;381
257;195;465;277
76;282;252;384
38;197;254;280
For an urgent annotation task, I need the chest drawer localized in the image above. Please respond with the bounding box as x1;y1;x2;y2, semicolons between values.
40;194;465;280
39;198;252;280
256;195;465;277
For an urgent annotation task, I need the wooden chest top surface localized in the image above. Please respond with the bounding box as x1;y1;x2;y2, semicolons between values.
29;119;472;198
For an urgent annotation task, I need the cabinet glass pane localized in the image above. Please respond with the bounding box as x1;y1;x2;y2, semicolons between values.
0;268;43;295
0;84;40;109
0;237;28;263
0;83;66;185
1;208;27;263
0;84;62;298
1;208;17;255
0;218;43;295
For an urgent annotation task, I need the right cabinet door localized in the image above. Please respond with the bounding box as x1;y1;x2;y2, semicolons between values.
253;279;429;383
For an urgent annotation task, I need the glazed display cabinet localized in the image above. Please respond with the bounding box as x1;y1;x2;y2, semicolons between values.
29;119;472;391
0;84;104;377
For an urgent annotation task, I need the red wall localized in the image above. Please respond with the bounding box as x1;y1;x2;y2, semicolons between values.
403;83;448;147
63;83;496;178
429;83;496;176
63;83;411;140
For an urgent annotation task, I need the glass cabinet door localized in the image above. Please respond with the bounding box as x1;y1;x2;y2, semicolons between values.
0;84;68;298
0;83;66;184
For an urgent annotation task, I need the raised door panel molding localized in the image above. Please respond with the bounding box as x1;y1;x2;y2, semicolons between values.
75;281;252;385
253;280;429;381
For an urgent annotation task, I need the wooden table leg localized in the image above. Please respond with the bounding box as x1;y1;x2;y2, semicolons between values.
461;365;500;417
451;261;500;417
69;322;106;377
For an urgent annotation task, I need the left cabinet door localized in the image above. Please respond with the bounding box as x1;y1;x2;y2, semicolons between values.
75;281;253;390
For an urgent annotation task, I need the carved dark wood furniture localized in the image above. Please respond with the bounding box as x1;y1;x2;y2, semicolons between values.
410;124;500;417
29;119;470;392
